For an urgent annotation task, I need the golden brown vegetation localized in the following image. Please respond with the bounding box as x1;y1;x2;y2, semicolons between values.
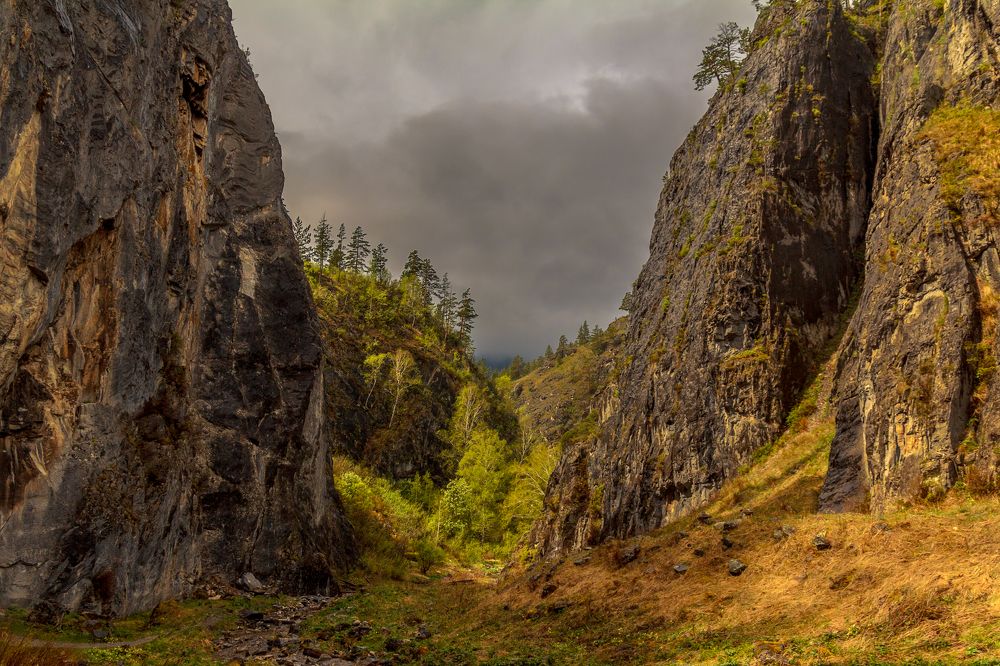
921;103;1000;223
0;630;72;666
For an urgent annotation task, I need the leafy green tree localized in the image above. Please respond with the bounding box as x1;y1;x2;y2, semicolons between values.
399;274;425;327
369;242;390;284
693;22;751;91
456;427;508;542
503;442;560;529
362;352;390;408
386;348;420;426
292;217;313;262
346;225;371;272
314;215;333;269
438;382;489;475
400;472;438;512
437;478;474;539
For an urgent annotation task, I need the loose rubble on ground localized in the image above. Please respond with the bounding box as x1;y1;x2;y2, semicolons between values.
214;586;432;665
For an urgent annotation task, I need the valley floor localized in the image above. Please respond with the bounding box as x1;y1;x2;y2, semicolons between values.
3;494;1000;665
4;370;1000;665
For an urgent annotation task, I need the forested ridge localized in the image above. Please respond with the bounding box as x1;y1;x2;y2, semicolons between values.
289;222;609;574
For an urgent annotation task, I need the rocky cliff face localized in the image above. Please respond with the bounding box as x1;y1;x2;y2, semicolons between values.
821;0;1000;511
537;0;877;553
0;0;354;616
537;0;1000;555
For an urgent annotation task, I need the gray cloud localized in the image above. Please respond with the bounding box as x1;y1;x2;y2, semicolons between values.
229;0;756;358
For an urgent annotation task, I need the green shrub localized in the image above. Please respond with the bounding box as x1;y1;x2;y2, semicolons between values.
414;538;446;574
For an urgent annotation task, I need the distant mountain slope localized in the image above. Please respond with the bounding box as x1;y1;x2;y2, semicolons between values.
512;319;626;446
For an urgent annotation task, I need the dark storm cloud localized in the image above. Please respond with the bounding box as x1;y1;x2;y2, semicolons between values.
229;0;756;358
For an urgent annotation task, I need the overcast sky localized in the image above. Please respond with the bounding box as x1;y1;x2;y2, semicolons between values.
229;0;755;360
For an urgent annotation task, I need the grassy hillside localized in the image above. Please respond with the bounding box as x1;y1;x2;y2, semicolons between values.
512;319;625;447
303;262;564;578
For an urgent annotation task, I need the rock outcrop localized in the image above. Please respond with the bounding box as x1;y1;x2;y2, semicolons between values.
0;0;354;615
820;0;1000;511
537;0;1000;554
536;0;878;553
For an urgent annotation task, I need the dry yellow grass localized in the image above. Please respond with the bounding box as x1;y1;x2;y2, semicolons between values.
0;630;73;666
489;363;1000;664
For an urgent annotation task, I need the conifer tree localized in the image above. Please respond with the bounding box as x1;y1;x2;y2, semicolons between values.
507;355;526;380
577;321;590;345
437;273;458;332
402;250;423;279
369;242;389;284
693;22;751;90
292;217;313;262
330;223;347;270
420;258;440;307
346;226;370;272
314;215;333;269
556;335;569;359
592;324;604;339
620;290;634;312
457;288;477;347
544;345;554;360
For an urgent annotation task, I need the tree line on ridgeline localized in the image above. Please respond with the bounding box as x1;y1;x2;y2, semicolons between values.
293;215;478;349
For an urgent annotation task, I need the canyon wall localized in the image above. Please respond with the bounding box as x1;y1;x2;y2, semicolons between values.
0;0;354;615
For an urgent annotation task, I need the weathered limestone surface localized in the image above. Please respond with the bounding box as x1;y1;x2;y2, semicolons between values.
536;0;877;553
0;0;354;615
821;0;1000;512
536;0;1000;554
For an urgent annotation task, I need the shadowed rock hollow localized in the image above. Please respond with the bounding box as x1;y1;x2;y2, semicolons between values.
0;0;354;615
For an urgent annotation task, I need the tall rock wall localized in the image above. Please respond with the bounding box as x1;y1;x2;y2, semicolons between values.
536;0;877;553
821;0;1000;511
0;0;354;615
537;0;1000;555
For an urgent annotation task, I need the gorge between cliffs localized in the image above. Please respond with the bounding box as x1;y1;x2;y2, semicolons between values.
1;0;999;664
